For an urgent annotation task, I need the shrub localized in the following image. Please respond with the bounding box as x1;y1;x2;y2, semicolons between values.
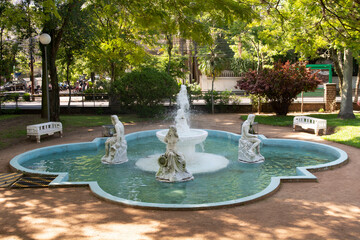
182;82;202;105
218;90;233;106
22;93;31;101
236;61;321;116
112;67;178;117
203;90;220;109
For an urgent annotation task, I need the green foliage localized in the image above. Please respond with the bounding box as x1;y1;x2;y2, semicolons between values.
231;58;255;75
218;90;233;105
160;54;188;80
112;68;178;117
203;90;220;109
2;93;20;102
249;94;267;110
183;82;202;105
203;90;241;111
22;93;30;101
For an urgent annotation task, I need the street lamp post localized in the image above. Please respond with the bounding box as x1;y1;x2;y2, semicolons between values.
39;33;51;121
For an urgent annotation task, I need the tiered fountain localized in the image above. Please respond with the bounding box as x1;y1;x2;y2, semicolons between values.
10;85;348;209
136;85;229;174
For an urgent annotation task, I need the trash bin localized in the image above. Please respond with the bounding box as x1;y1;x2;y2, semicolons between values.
102;125;115;137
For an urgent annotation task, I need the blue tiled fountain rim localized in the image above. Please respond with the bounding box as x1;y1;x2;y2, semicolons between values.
10;129;348;210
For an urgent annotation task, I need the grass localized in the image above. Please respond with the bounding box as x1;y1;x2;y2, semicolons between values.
0;114;160;150
0;114;22;121
0;115;33;149
241;113;360;148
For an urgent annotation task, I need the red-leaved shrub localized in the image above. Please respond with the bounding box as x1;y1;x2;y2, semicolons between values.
236;61;321;115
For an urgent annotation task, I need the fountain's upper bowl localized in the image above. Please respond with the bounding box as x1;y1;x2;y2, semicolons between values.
156;129;208;145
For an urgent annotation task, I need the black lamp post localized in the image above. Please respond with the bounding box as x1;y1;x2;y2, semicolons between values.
39;33;51;121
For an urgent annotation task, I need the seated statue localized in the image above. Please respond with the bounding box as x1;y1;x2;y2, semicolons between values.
238;114;265;163
101;115;128;164
156;126;193;182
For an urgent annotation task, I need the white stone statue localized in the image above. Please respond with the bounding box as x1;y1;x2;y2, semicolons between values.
101;115;128;164
238;114;265;163
156;126;194;182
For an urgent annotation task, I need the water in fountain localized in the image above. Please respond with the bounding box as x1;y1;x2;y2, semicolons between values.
136;85;229;174
175;85;190;133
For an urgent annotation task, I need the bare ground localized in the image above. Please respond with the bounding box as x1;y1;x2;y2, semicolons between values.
0;113;359;240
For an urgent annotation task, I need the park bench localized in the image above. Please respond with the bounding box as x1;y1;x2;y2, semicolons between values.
27;122;63;143
293;116;327;136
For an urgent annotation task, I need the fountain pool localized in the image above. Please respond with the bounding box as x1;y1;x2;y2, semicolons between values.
10;129;347;209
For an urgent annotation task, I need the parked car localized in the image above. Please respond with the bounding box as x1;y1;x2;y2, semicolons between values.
0;79;27;91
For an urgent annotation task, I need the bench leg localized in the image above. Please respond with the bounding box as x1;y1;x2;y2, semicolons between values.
315;128;319;136
59;131;63;138
36;136;41;143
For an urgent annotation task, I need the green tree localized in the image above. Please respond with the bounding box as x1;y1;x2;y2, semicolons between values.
261;0;359;119
38;0;86;121
199;32;230;114
57;3;93;108
0;0;18;84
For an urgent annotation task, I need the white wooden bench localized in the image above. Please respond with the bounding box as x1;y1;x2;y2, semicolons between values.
293;116;327;135
27;122;63;143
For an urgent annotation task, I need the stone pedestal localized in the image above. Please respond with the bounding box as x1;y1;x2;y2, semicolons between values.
324;83;337;112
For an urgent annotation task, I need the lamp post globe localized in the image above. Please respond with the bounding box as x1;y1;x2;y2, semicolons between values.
39;33;51;45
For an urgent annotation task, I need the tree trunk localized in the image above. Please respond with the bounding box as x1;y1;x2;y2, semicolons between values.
109;61;116;106
330;49;344;95
271;100;291;116
211;73;215;114
338;48;355;119
193;41;199;84
0;28;3;114
187;40;192;83
49;45;60;121
354;61;360;104
40;44;48;119
67;61;72;108
238;35;242;58
166;34;173;74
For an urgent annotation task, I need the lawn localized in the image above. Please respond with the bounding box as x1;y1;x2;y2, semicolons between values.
0;114;157;150
241;113;360;148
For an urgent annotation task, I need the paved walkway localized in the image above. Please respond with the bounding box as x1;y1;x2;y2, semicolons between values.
0;114;359;240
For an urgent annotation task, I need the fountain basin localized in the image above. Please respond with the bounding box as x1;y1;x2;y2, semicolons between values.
156;128;208;155
10;130;348;209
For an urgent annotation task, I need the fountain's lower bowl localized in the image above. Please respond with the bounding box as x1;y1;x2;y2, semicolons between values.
136;152;229;174
156;129;208;145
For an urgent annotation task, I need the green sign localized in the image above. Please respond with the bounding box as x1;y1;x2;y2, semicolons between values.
306;64;333;83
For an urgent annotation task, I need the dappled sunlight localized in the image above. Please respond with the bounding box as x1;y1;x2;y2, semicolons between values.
281;132;327;142
1;113;359;239
1;171;359;239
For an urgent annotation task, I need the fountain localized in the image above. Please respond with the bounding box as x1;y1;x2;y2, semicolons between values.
136;85;229;174
9;85;348;209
